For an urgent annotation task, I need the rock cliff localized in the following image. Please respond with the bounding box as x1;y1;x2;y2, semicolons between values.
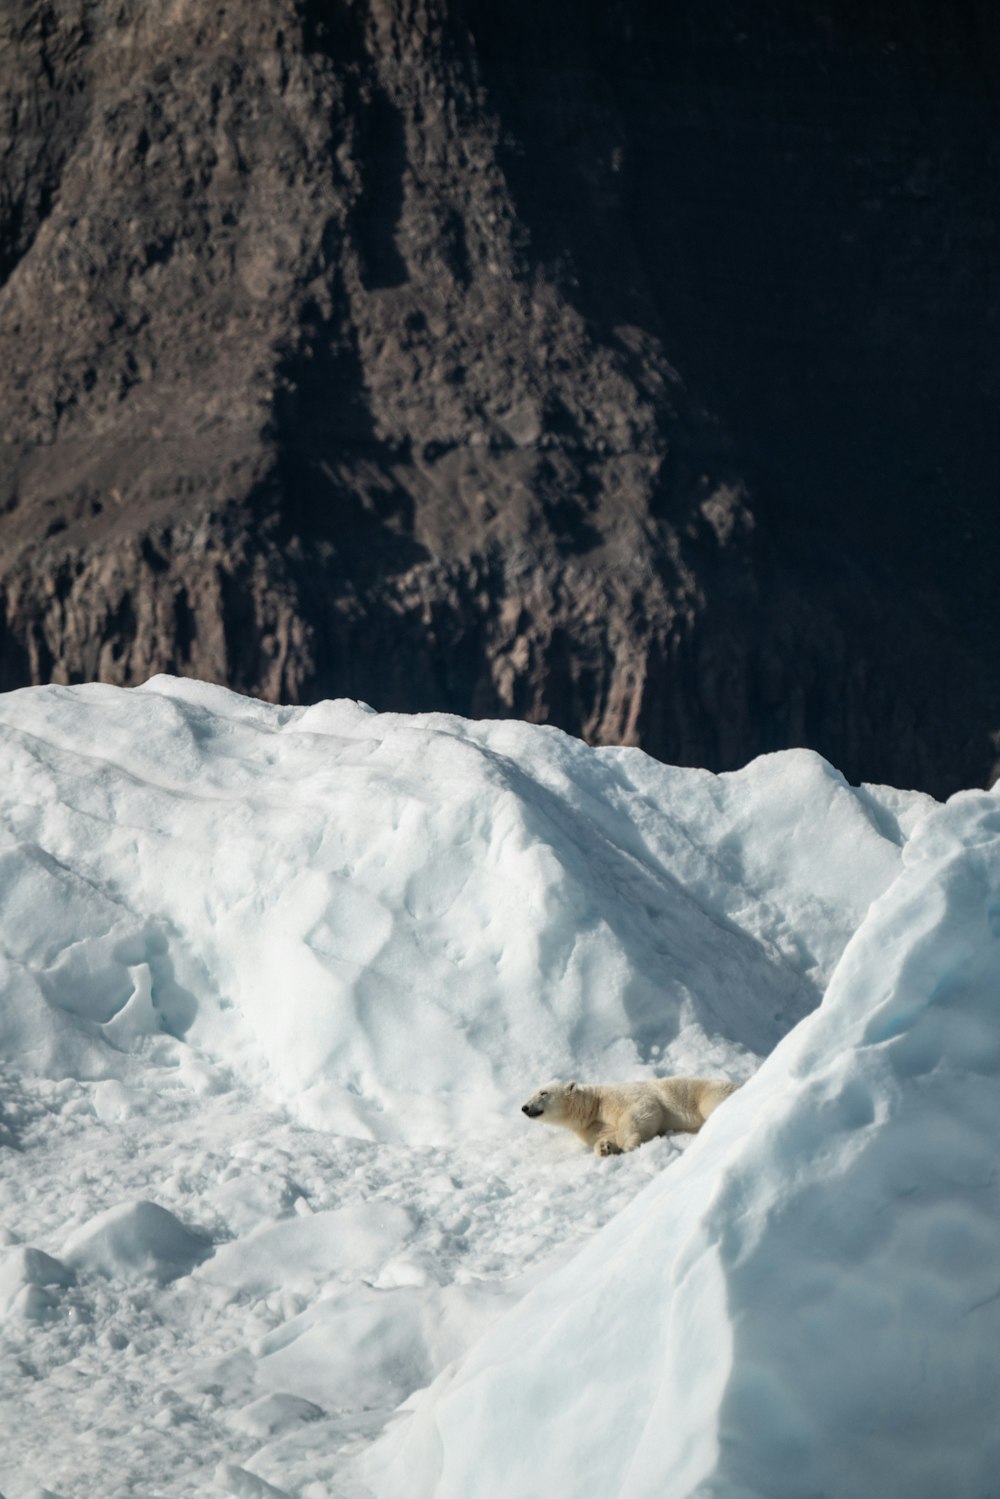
1;0;997;795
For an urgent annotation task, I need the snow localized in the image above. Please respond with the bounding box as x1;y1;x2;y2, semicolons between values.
198;1204;416;1297
61;1201;212;1286
367;788;1000;1499
0;675;991;1497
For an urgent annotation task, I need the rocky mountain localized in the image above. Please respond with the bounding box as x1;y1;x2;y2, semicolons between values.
1;0;997;796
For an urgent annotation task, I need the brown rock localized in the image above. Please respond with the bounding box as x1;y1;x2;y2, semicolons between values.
1;0;997;797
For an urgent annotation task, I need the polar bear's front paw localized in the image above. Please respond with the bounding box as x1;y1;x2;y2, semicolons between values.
596;1138;622;1157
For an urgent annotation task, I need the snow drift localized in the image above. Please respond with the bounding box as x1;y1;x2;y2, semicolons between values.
1;677;995;1499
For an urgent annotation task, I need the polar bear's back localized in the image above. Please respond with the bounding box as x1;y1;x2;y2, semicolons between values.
652;1075;739;1128
589;1076;737;1135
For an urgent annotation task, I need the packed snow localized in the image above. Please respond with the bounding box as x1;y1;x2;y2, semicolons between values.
0;675;993;1498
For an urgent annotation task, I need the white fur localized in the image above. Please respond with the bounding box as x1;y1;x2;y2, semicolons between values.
521;1076;739;1157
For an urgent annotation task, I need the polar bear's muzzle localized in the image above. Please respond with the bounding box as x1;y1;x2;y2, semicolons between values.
522;1102;544;1117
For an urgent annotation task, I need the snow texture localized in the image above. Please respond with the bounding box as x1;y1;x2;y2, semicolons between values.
368;788;1000;1499
0;676;992;1499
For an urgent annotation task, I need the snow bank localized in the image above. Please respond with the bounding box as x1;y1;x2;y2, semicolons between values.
365;789;1000;1499
0;677;919;1139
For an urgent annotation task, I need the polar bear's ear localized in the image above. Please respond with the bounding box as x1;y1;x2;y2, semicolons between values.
566;1080;577;1092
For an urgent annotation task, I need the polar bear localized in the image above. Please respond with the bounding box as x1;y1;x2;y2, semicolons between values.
521;1076;739;1157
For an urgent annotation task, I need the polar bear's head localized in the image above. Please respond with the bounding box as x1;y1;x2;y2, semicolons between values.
521;1081;577;1120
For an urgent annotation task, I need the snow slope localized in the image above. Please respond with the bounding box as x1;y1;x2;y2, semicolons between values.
2;676;987;1499
367;788;1000;1499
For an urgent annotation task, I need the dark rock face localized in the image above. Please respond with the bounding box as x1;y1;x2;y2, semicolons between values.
1;0;997;796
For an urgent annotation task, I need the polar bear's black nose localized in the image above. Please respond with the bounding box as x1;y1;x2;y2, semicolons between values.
521;1104;531;1115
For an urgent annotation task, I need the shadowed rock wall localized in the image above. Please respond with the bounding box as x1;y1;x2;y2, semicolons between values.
1;0;997;795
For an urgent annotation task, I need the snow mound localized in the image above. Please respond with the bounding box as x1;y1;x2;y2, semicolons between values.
0;678;925;1140
198;1203;415;1296
365;788;1000;1499
61;1200;212;1285
214;1463;291;1499
0;1245;75;1322
228;1392;325;1440
254;1280;516;1414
